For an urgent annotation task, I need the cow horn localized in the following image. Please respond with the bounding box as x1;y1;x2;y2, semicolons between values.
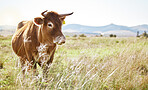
59;12;74;17
41;10;48;17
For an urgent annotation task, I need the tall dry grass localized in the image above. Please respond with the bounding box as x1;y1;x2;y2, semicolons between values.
0;36;148;89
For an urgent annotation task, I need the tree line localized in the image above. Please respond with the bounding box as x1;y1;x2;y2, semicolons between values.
137;31;148;38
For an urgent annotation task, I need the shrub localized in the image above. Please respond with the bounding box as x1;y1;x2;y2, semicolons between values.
113;35;116;37
0;61;3;69
73;35;77;37
141;31;148;38
110;34;116;37
79;34;86;37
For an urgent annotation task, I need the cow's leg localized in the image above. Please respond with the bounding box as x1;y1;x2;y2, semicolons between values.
26;56;33;71
32;57;38;76
24;39;35;73
42;64;49;79
38;59;50;79
20;57;26;77
24;50;37;76
25;55;37;76
43;50;55;79
38;54;54;79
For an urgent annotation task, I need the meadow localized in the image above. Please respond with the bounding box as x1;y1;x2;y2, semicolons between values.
0;36;148;90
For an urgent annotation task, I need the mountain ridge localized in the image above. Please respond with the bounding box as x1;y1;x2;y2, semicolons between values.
63;24;148;37
0;24;148;37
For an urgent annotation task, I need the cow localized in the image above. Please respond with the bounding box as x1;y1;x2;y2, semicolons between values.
11;10;73;78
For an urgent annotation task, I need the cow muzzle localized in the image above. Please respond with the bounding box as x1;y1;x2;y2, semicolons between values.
53;36;66;45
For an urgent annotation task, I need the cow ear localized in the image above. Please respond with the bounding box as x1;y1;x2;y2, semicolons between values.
60;16;66;24
60;16;66;22
33;17;44;25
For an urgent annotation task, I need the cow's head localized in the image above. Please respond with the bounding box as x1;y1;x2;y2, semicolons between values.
34;10;73;45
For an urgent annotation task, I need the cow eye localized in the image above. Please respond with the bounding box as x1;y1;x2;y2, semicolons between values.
48;24;52;27
48;22;53;28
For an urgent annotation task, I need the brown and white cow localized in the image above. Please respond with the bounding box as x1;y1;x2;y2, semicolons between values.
11;10;73;78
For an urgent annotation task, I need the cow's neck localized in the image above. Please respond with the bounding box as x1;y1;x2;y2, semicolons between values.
38;26;54;46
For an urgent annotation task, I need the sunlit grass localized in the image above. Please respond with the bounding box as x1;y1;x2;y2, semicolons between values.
0;36;148;89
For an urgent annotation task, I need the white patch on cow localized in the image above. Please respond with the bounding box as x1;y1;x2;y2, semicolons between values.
37;43;48;58
24;36;32;43
33;43;56;66
35;43;50;64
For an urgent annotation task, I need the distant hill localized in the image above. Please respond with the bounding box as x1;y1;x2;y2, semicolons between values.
0;25;16;36
0;24;148;37
63;24;148;37
131;24;148;34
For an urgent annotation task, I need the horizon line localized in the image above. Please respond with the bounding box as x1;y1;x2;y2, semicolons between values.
0;23;148;27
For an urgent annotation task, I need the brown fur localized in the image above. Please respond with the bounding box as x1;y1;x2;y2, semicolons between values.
11;11;73;78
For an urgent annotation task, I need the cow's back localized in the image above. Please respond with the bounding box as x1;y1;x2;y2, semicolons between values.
17;21;28;30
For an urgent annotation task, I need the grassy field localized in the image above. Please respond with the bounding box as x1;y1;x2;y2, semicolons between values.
0;36;148;90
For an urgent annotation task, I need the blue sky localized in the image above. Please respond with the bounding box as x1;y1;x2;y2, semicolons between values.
0;0;148;26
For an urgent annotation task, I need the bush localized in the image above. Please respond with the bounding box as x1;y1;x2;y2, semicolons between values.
113;35;116;37
110;34;116;37
73;35;77;37
100;34;103;37
79;34;86;37
141;31;148;38
0;61;3;69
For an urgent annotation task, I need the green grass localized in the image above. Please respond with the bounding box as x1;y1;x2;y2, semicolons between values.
0;36;148;89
